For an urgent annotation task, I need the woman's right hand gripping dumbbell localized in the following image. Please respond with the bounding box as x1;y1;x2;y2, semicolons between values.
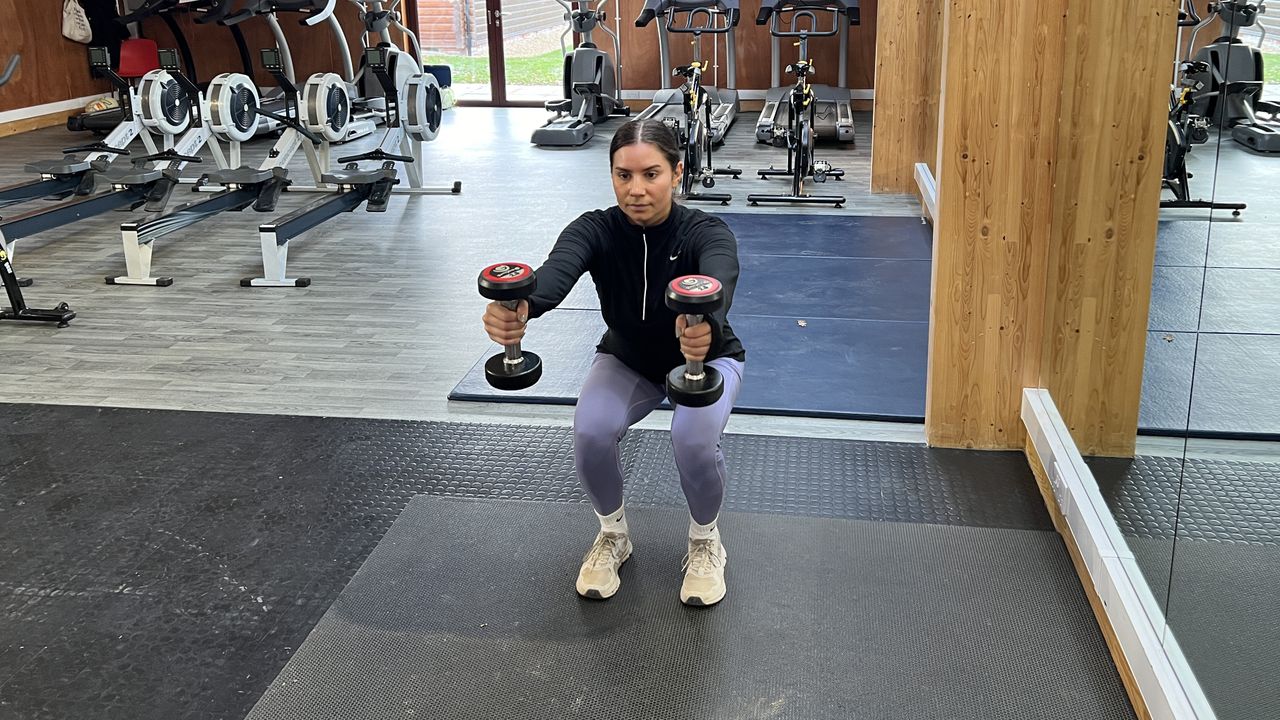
477;262;542;390
482;299;530;347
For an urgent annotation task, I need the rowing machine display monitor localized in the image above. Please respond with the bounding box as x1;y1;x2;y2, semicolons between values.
88;46;110;69
364;46;390;71
261;48;284;73
158;48;181;72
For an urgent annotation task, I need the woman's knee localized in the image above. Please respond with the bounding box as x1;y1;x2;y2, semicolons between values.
671;423;722;472
574;411;627;452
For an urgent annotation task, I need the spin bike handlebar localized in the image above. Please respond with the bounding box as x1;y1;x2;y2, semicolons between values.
759;6;841;36
667;7;738;33
756;0;858;26
636;0;740;29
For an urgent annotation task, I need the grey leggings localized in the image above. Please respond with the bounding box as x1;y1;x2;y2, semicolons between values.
573;352;745;525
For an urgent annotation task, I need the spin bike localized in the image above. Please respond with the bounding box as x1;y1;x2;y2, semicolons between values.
1162;2;1245;216
748;2;845;208
636;0;741;204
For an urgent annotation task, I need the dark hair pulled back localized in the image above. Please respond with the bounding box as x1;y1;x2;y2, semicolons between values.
609;119;682;170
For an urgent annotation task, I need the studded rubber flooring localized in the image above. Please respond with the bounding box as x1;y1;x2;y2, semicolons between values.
1088;454;1280;544
0;403;1055;719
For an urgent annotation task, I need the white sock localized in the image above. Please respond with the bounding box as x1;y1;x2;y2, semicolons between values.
689;515;720;542
597;505;628;535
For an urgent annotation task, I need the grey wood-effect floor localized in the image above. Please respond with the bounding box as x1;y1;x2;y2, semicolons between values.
0;107;929;442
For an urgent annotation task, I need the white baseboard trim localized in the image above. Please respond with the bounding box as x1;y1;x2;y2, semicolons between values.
0;94;109;125
1021;389;1216;720
914;162;936;223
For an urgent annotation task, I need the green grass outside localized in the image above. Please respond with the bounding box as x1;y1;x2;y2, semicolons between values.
424;49;563;86
1265;53;1280;85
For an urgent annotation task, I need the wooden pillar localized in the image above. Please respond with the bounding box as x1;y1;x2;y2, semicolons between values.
925;0;1178;454
1040;2;1177;456
869;0;943;193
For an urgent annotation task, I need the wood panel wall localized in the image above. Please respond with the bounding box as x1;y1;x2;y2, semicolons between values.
1040;1;1177;457
923;0;1176;456
869;0;941;193
925;0;1066;450
0;0;110;114
616;0;879;95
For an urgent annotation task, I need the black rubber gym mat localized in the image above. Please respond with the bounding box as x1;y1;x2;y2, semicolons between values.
1090;453;1280;544
1164;539;1280;720
245;496;1134;720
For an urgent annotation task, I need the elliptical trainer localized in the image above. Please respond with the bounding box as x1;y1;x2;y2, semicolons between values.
532;0;629;147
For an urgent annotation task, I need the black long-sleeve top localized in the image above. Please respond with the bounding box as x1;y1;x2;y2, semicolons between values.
527;202;746;383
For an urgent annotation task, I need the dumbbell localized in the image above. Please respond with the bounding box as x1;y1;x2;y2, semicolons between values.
478;262;543;390
665;274;724;408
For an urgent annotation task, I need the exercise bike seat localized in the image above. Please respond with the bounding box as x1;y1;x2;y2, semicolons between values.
544;98;572;112
572;82;602;96
25;159;93;176
321;167;397;186
203;167;278;186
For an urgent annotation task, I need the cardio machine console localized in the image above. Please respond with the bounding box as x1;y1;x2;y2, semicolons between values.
157;48;181;72
364;46;392;72
88;46;111;69
260;48;284;73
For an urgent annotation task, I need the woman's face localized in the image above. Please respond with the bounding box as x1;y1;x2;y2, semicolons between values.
611;142;683;227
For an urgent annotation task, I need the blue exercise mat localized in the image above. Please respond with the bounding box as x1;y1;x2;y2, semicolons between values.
1139;331;1196;434
734;256;931;321
1148;266;1206;333
1139;331;1280;437
1184;334;1280;437
1147;266;1280;334
453;215;1277;436
1153;219;1280;269
1156;221;1211;267
718;213;933;260
1198;268;1280;334
449;309;929;421
1202;220;1280;269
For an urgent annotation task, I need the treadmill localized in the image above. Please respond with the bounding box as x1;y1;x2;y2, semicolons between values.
754;0;858;144
633;0;739;145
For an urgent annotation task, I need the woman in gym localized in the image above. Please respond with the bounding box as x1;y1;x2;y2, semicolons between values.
482;119;745;606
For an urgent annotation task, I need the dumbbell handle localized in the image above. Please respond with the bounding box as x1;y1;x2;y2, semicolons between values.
502;300;526;365
682;313;706;380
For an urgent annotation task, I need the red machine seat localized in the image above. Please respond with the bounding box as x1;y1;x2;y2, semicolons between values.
117;38;160;78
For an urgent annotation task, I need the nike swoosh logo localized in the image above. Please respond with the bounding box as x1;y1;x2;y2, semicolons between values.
669;254;680;261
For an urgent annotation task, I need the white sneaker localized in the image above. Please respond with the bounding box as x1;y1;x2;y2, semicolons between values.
576;531;632;600
680;536;727;606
